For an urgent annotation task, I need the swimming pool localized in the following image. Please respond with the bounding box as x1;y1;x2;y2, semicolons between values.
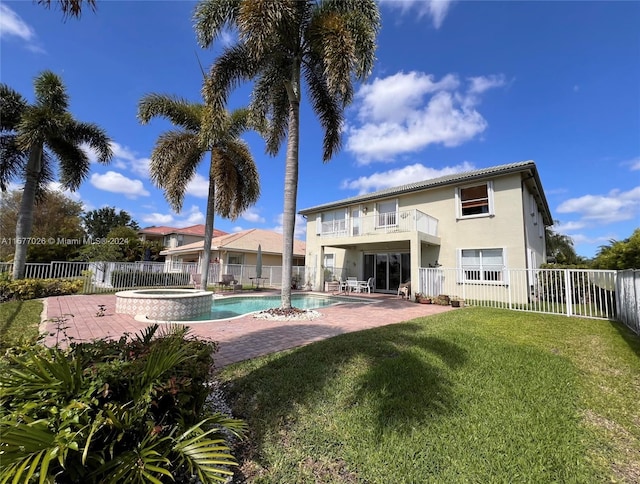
189;293;373;322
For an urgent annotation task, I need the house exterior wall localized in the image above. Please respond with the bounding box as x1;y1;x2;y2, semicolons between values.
303;171;548;292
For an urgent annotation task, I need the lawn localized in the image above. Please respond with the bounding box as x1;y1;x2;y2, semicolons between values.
219;307;640;483
0;300;42;350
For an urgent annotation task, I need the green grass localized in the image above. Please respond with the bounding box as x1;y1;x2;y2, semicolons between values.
0;300;43;350
219;307;640;483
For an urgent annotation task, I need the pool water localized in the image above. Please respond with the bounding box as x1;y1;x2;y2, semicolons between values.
193;293;371;321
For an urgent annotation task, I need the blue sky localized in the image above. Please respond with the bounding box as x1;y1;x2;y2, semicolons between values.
1;0;639;259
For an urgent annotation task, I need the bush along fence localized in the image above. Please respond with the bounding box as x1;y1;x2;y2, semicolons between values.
419;267;639;335
0;260;307;295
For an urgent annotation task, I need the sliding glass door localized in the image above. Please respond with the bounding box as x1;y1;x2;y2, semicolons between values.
364;252;410;293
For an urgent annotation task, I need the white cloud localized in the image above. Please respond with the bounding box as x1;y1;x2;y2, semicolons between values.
241;207;266;223
551;221;586;233
0;4;34;41
346;72;506;164
342;161;475;194
82;141;150;176
624;156;640;171
0;5;45;53
90;171;150;198
556;186;640;224
142;213;174;225
176;206;205;226
380;0;455;29
46;182;82;202
232;226;244;233
272;213;307;240
185;173;210;198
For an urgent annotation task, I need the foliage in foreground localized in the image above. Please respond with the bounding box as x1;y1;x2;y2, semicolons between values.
220;308;640;483
0;324;245;483
0;273;84;302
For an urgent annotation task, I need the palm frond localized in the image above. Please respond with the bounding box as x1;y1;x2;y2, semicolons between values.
212;139;260;219
47;136;90;191
0;134;27;191
65;120;113;163
193;0;240;48
149;130;204;211
249;68;291;156
201;42;257;142
32;70;70;112
303;60;343;162
137;94;204;132
0;84;28;131
237;0;297;58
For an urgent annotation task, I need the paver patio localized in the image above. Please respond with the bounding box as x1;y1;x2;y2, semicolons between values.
42;291;454;367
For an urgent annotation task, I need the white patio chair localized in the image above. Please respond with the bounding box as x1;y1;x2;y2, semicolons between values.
346;277;359;293
358;277;374;294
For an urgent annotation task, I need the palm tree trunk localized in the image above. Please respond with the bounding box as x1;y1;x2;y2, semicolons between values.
13;145;43;279
281;87;301;309
200;152;216;290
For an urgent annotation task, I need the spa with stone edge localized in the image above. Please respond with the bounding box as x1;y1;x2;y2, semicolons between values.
115;289;213;320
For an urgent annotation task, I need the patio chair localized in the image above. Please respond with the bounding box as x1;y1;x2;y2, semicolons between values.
346;277;359;293
397;280;411;299
337;278;348;294
189;273;202;289
358;277;374;294
218;274;237;292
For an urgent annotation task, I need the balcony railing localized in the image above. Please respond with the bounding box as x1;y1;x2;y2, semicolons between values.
320;209;438;238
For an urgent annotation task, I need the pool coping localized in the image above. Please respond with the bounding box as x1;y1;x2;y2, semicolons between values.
134;291;380;324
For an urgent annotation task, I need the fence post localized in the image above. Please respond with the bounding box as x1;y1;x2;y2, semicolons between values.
564;269;573;317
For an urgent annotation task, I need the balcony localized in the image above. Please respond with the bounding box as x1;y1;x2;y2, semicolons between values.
319;209;438;239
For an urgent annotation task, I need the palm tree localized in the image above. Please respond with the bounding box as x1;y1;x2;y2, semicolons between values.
0;71;112;279
194;0;380;308
36;0;97;19
137;94;260;290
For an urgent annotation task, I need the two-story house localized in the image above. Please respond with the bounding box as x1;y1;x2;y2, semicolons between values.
299;161;553;297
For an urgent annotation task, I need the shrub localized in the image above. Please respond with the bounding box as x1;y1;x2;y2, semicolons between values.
0;324;245;483
0;276;85;301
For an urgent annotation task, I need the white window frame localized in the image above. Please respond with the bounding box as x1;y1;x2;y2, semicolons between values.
323;253;335;280
456;181;494;219
320;208;348;236
227;253;244;265
457;247;508;284
376;198;398;228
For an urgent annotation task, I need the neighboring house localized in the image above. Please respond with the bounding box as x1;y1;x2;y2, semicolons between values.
138;224;228;255
160;228;306;274
299;160;553;294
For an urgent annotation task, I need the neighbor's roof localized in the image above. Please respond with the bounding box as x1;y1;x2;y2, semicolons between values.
299;160;553;226
139;224;227;238
160;228;306;256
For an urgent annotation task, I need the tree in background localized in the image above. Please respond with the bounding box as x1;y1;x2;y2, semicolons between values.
0;190;84;262
76;226;143;262
545;224;584;265
36;0;97;19
0;71;112;278
195;0;380;307
83;207;140;240
592;228;640;270
138;95;260;290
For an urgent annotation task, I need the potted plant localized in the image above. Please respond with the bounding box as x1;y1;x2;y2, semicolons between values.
434;294;451;306
415;293;432;304
450;297;464;308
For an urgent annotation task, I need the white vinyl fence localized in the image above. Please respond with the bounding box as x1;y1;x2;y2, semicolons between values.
615;269;640;334
0;260;306;293
419;267;621;322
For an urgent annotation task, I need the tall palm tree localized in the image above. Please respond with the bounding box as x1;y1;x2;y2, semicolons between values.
194;0;380;308
0;70;112;279
137;95;260;290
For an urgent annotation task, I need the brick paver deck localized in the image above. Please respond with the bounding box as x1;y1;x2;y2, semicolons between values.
42;292;454;368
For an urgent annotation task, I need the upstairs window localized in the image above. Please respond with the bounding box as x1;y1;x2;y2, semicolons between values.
376;199;397;227
457;182;494;218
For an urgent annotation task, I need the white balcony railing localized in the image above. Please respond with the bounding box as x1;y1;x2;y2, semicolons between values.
320;209;438;238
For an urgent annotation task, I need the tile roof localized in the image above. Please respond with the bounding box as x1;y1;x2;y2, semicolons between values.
298;160;553;225
139;224;227;237
160;228;306;256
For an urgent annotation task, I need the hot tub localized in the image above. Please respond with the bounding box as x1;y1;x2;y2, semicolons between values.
115;289;213;321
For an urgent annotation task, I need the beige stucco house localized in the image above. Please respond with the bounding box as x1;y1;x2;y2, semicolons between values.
299;161;553;294
160;228;306;272
138;224;228;252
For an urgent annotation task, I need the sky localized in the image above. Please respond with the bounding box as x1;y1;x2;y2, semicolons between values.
1;0;639;259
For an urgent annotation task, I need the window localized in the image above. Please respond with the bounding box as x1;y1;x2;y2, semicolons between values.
457;182;493;218
376;199;397;227
177;234;184;246
227;253;244;265
320;209;347;235
459;248;506;283
323;254;335;280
